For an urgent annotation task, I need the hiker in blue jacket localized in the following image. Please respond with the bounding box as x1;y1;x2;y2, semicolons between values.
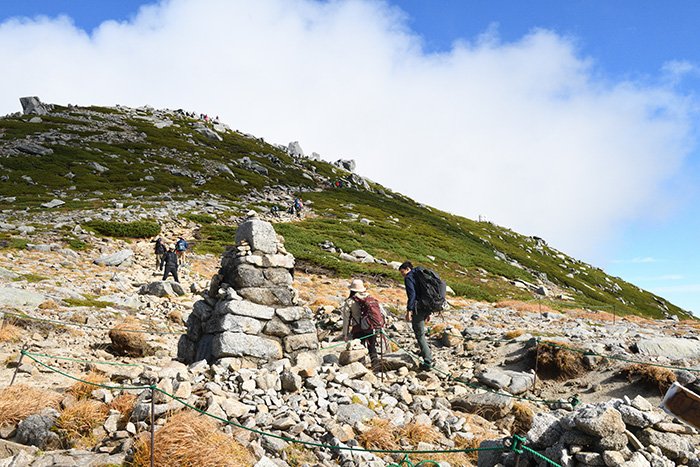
400;261;433;370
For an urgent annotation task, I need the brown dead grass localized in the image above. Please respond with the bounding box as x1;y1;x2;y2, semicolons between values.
510;402;534;435
55;399;109;448
131;411;254;467
533;341;586;380
399;422;441;444
167;309;183;323
503;329;525;340
495;300;555;314
38;299;59;310
0;385;62;427
622;364;677;394
67;371;108;400
109;317;152;357
357;418;399;450
0;323;22;342
110;392;137;423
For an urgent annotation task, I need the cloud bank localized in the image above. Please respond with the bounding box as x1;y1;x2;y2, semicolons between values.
0;0;696;258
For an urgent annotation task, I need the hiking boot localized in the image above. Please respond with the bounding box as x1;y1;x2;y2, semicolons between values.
419;362;432;372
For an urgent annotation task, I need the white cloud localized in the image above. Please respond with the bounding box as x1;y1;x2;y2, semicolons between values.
0;0;696;259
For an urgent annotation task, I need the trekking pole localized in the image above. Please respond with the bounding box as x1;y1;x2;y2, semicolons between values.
9;344;28;387
379;329;384;384
613;304;616;325
150;385;156;467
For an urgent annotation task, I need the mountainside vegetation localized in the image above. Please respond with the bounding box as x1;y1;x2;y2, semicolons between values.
0;100;691;320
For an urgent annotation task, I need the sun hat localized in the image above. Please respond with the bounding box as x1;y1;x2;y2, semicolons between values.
349;279;366;293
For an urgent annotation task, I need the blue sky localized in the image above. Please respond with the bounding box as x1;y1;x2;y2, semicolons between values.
1;0;699;315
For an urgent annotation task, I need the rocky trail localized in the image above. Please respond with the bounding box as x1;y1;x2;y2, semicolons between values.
0;213;698;467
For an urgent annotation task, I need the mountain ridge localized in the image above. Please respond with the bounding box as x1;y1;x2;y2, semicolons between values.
0;97;691;320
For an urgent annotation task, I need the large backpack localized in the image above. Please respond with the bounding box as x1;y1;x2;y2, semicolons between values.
352;295;385;331
413;266;447;313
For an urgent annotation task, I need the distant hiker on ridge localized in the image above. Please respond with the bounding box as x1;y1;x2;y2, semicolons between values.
399;261;447;371
161;245;180;283
339;279;384;369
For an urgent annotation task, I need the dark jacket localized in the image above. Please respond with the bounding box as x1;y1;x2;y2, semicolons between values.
404;269;418;312
154;240;166;255
161;251;178;270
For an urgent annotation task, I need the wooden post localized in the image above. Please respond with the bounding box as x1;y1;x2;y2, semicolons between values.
150;386;155;467
9;345;28;387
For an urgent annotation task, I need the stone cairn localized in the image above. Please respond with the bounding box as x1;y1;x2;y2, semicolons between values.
178;217;319;365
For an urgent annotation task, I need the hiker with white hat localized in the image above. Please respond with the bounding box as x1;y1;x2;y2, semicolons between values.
339;279;385;369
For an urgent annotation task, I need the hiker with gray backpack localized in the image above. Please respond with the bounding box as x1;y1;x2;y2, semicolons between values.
399;261;447;371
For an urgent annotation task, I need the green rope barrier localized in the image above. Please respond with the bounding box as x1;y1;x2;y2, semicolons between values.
521;445;563;466
539;340;700;373
21;351;151;391
380;330;561;405
23;351;143;367
2;310;184;335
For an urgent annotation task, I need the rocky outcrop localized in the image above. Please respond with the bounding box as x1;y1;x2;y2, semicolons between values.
178;217;318;365
479;395;700;466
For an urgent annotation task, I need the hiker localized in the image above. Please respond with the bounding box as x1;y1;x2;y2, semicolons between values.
270;205;280;218
339;279;383;368
152;237;166;270
161;245;180;283
399;261;436;370
175;237;188;265
293;197;303;217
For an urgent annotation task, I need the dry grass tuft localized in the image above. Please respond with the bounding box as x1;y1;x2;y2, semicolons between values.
622;364;677;394
167;309;183;323
533;341;586;380
38;299;59;309
0;385;62;427
414;451;475;467
510;402;534;435
503;329;525;340
55;399;109;448
131;411;254;467
68;371;108;400
0;323;22;342
109;317;153;357
400;422;441;445
109;392;137;423
495;300;554;314
357;418;399;450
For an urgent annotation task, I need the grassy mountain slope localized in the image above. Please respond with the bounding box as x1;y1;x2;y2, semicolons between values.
0;102;690;320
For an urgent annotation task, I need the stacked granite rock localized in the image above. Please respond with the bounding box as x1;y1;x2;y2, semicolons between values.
178;217;319;365
478;395;700;466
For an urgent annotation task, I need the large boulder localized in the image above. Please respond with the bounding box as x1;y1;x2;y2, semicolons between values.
19;96;50;115
94;250;133;266
235;219;277;254
636;337;700;359
15;409;60;449
211;332;282;360
237;286;296;306
573;406;625;438
0;287;45;307
17;142;53;156
215;299;275;320
139;281;185;297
